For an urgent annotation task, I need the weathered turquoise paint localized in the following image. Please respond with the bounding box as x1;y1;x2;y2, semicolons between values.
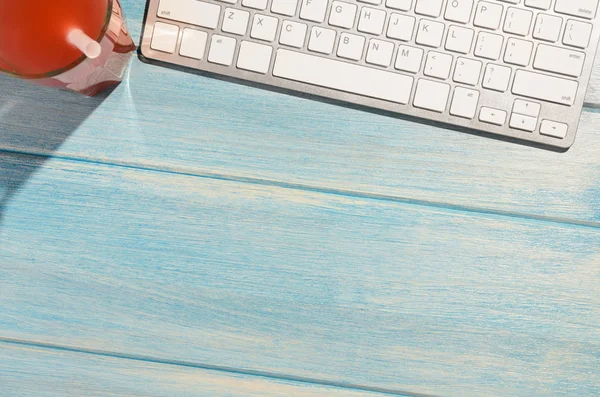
0;0;598;223
1;154;599;397
2;342;413;397
1;1;599;396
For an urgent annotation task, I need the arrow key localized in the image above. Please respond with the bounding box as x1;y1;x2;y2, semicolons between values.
510;113;538;132
513;99;541;117
479;106;507;126
540;120;568;139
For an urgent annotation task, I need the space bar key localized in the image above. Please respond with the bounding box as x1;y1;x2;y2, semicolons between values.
272;49;414;105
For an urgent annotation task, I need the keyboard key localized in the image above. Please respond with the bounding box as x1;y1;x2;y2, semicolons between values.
513;99;541;117
151;22;179;53
424;51;453;79
280;21;308;48
504;7;533;36
415;0;444;17
445;26;474;54
144;0;597;149
415;19;445;47
512;70;578;106
525;0;551;10
413;79;450;112
563;20;593;48
300;0;328;22
386;0;413;11
387;14;416;41
474;32;504;60
444;0;474;24
453;57;482;85
366;39;395;67
554;0;599;20
479;107;507;126
450;87;479;119
329;1;357;29
157;0;221;29
358;7;387;35
179;28;208;59
251;14;279;41
533;44;585;77
504;38;533;66
208;35;236;65
532;14;563;42
237;41;273;73
540;120;568;139
474;2;503;30
308;27;336;54
222;8;250;35
271;0;299;16
395;45;424;73
510;113;537;132
337;33;366;60
273;49;414;103
482;64;511;92
242;0;268;10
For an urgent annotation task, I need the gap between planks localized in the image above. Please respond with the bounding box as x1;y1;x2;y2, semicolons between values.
0;337;436;397
1;148;599;230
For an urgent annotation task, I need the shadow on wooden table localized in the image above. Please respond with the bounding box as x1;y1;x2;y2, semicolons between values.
0;75;112;225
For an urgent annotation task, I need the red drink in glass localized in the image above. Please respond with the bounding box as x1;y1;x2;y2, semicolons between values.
0;0;136;96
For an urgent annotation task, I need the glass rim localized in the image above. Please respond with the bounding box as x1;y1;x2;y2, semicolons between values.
0;0;114;80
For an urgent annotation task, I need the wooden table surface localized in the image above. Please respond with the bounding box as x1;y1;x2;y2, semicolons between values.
1;1;599;396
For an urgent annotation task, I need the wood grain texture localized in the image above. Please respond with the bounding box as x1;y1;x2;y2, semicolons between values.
1;342;409;397
0;0;599;225
1;153;599;397
1;2;600;396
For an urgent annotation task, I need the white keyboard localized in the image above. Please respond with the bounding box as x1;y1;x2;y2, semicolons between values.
140;0;600;150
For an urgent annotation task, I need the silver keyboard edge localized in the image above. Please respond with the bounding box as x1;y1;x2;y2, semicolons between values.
139;0;600;150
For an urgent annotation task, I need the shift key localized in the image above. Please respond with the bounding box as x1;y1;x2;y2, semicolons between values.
512;70;578;106
158;0;221;29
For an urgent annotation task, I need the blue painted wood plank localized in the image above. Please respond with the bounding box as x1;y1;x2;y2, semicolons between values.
0;0;599;224
1;153;599;397
1;341;411;397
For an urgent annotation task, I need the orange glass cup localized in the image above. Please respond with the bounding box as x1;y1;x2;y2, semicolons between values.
0;0;136;96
